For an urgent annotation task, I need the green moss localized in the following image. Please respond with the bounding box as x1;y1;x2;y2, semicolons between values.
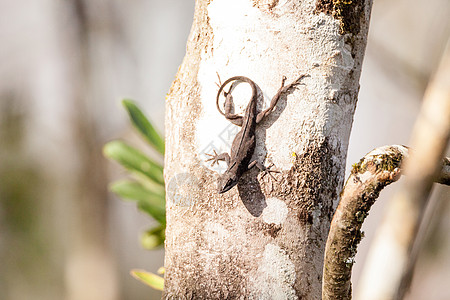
315;0;366;35
351;162;360;174
376;151;403;172
352;148;404;175
351;157;367;175
355;210;367;223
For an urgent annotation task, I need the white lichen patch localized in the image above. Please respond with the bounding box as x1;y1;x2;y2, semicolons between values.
261;197;288;225
365;145;408;159
203;222;230;252
311;207;322;227
196;0;357;174
196;78;254;173
251;244;297;299
358;170;374;183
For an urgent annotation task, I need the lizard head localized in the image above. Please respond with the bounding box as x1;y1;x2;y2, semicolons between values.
217;173;238;194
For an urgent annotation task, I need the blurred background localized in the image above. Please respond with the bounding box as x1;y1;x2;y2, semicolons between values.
0;0;448;299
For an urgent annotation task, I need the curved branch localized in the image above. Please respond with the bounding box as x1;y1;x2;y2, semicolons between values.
356;40;450;300
322;145;450;300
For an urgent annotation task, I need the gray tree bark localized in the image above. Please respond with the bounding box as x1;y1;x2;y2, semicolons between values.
163;0;372;298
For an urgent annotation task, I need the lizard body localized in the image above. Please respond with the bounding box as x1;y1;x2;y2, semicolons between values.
206;75;304;193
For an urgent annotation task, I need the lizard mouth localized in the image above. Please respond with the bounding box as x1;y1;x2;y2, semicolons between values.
218;182;236;194
218;186;231;194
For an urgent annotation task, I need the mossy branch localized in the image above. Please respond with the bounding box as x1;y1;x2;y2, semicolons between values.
322;145;450;300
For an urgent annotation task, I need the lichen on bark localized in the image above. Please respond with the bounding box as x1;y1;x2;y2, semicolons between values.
315;0;367;35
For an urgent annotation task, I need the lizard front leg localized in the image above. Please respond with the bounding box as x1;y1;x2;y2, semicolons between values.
248;160;280;180
256;74;307;123
205;150;231;167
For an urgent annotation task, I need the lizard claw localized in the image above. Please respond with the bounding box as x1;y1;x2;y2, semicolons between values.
294;74;309;85
205;150;220;167
261;163;280;181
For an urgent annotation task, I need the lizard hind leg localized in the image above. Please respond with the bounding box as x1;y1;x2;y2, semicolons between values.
248;161;280;181
222;85;244;126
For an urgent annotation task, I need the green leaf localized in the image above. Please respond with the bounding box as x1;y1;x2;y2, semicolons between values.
122;99;165;155
130;269;164;291
103;141;164;185
137;200;166;225
141;226;165;249
110;180;165;224
133;173;165;196
110;180;165;207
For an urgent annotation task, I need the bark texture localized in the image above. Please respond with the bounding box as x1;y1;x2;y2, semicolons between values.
163;0;372;298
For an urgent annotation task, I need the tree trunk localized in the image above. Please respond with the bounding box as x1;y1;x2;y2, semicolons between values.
163;0;372;298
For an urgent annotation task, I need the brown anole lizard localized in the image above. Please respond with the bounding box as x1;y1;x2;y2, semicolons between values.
206;75;306;193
